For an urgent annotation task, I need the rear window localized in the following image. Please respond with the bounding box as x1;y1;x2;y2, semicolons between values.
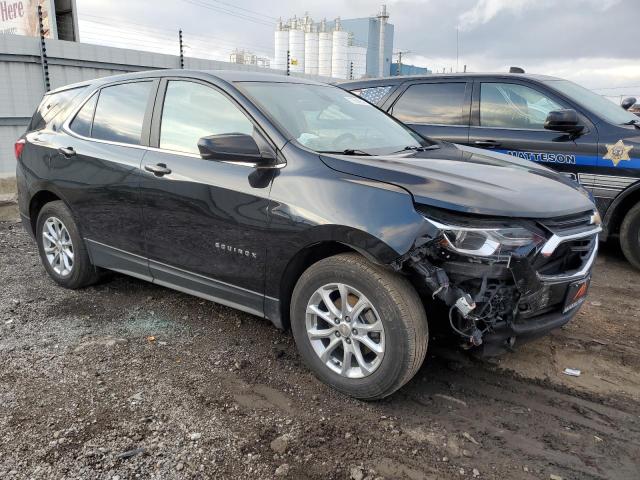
29;86;87;132
392;82;467;125
89;82;153;145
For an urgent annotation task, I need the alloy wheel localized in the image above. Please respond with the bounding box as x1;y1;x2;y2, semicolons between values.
42;216;74;277
306;283;385;378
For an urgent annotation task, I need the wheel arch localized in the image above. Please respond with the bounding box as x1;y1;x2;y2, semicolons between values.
272;232;400;331
28;190;63;235
603;182;640;237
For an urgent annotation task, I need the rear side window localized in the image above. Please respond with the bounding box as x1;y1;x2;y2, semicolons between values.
480;82;563;129
69;93;97;137
159;80;253;154
353;86;393;105
91;82;153;145
29;86;87;132
392;83;467;125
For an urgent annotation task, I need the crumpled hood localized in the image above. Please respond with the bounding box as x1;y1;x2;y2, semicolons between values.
320;143;595;218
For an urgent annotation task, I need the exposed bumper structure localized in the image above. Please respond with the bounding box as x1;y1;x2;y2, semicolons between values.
395;209;601;355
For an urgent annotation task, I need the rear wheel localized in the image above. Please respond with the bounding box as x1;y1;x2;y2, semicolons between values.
36;201;100;289
620;202;640;270
290;253;428;400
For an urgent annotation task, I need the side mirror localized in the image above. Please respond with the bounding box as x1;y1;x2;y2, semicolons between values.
621;97;636;110
544;109;584;134
198;133;275;166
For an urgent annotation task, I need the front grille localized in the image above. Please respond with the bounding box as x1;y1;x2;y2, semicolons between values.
538;210;593;234
533;237;595;276
534;210;598;277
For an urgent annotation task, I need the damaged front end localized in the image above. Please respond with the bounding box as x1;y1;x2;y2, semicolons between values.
393;206;602;355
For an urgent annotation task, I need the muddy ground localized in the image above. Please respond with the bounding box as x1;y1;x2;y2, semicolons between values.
1;216;639;480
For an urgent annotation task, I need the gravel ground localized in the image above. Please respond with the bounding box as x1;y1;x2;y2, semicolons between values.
1;217;639;480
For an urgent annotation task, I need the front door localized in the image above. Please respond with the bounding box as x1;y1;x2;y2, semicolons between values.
386;80;471;144
139;79;274;315
467;81;598;188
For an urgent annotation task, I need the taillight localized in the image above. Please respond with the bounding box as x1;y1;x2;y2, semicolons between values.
14;139;25;160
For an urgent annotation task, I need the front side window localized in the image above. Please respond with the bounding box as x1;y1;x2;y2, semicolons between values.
392;83;467;126
160;81;253;154
238;82;425;155
480;83;563;129
91;81;153;145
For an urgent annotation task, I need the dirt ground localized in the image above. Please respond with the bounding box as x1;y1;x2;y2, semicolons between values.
1;215;639;480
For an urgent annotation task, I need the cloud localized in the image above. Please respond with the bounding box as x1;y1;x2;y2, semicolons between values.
458;0;622;30
458;0;534;30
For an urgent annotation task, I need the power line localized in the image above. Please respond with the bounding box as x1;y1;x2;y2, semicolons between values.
592;84;640;91
205;0;278;21
80;15;273;51
178;0;273;27
79;18;274;56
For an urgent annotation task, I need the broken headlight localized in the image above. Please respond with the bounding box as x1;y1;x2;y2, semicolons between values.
425;218;545;258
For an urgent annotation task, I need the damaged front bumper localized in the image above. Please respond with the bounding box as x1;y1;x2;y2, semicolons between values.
394;209;601;355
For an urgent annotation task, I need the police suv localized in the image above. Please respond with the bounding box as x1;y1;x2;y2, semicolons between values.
340;73;640;269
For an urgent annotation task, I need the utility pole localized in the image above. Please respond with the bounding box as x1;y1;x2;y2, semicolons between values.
37;5;50;92
456;26;459;73
178;29;184;69
394;50;410;76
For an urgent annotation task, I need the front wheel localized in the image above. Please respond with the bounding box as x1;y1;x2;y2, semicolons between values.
290;253;428;400
620;202;640;270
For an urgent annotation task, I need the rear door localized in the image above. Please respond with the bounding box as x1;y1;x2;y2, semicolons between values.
55;79;158;280
386;80;471;144
468;80;598;185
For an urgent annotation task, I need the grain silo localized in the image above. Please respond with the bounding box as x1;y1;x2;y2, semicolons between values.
331;18;349;79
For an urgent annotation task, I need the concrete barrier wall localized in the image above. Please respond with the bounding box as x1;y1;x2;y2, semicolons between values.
0;34;333;179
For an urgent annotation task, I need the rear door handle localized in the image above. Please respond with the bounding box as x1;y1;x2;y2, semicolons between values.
58;147;76;157
473;140;501;148
144;163;172;176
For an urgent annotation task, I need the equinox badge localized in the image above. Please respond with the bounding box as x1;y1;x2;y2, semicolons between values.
214;242;257;259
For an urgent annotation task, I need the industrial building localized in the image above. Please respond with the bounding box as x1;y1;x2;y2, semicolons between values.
229;49;270;69
391;63;432;76
273;5;394;80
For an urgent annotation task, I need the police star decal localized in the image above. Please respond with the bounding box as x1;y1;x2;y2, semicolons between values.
604;140;633;166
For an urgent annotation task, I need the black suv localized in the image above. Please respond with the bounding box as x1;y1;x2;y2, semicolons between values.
341;73;640;268
16;70;599;399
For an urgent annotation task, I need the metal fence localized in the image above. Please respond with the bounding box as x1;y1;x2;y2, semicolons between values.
0;34;334;178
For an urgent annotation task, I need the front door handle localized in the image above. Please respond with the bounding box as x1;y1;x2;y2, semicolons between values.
144;163;172;176
58;147;76;157
473;140;501;148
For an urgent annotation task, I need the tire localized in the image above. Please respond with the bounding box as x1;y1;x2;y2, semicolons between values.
35;200;100;289
290;253;428;400
620;202;640;270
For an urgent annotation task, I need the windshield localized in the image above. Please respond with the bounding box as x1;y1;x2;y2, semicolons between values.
544;79;638;125
238;82;426;155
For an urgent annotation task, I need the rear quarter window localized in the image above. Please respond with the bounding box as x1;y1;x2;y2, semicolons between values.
352;86;393;105
29;86;88;132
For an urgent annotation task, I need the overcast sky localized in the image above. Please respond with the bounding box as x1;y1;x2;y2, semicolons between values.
77;0;640;101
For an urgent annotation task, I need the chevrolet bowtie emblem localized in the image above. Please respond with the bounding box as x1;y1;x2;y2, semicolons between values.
604;140;633;166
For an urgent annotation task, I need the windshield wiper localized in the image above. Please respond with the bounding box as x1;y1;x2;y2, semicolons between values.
622;119;640;128
319;149;373;156
394;145;441;153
